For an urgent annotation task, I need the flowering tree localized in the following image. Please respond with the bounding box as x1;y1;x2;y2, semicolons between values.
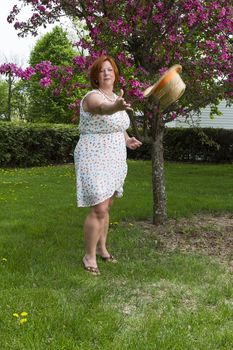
3;0;232;224
27;26;78;123
0;64;35;121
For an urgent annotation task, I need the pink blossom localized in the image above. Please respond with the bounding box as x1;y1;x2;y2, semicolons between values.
39;77;52;88
129;79;142;88
117;19;123;26
156;2;164;10
35;61;52;75
220;52;229;61
219;8;226;17
75;38;90;50
169;35;177;43
90;26;100;38
159;67;169;75
87;16;95;23
22;66;36;80
174;52;182;61
210;2;219;10
170;112;177;120
73;56;86;68
128;87;144;101
14;21;26;30
152;14;164;24
0;63;23;77
37;5;46;12
188;13;197;27
117;53;132;68
119;76;126;87
31;13;40;24
69;99;81;110
52;87;61;96
206;40;217;50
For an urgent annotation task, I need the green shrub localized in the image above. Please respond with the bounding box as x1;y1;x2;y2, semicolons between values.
0;122;232;167
0;122;79;167
127;127;233;163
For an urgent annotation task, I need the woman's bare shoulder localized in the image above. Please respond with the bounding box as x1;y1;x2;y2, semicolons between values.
83;91;104;112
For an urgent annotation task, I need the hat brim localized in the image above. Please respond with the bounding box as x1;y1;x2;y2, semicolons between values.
143;64;183;98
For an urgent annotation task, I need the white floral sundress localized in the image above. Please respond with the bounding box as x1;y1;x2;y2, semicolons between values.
74;90;130;207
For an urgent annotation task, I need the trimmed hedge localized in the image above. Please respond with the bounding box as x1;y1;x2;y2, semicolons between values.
0;122;233;167
164;128;233;163
128;127;233;163
0;122;79;167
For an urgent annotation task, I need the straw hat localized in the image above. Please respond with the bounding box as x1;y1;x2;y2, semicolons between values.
143;64;186;111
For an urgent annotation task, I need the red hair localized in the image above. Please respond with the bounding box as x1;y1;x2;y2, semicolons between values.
89;55;119;89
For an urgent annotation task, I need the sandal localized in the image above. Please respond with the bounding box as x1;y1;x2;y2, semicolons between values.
83;259;100;276
100;254;117;263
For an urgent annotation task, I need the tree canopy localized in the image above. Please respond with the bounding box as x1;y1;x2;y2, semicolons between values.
6;0;232;120
27;26;78;123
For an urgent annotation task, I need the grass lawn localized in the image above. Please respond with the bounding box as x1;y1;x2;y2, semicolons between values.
0;161;233;349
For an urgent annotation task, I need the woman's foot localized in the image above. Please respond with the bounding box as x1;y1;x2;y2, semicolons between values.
100;254;117;263
96;248;117;263
82;257;100;276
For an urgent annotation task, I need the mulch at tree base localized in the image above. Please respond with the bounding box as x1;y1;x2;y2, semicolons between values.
136;214;233;266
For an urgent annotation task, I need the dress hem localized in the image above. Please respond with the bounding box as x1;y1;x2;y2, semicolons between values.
77;189;123;208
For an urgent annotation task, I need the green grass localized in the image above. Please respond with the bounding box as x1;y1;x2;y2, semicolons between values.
0;161;233;349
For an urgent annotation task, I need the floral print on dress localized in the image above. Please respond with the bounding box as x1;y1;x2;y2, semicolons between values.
74;90;130;207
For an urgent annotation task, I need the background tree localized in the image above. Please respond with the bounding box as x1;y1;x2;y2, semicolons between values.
0;79;8;120
0;76;29;121
27;26;78;123
12;80;29;120
0;64;28;121
0;55;27;121
5;0;233;224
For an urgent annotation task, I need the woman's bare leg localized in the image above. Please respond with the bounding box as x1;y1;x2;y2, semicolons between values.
97;195;114;257
83;199;110;270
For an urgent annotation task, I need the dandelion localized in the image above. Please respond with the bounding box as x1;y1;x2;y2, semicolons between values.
13;311;29;325
19;318;27;325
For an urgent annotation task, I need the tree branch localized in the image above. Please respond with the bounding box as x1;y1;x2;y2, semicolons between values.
127;110;151;144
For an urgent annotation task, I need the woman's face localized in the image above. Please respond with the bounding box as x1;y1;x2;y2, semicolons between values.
98;60;115;89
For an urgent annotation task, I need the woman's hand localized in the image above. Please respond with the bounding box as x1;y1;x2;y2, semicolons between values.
114;89;133;112
126;137;142;150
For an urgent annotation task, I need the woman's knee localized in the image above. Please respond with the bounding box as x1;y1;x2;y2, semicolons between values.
108;193;115;208
92;202;109;220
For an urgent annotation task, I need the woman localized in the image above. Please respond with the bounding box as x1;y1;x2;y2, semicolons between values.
74;55;142;275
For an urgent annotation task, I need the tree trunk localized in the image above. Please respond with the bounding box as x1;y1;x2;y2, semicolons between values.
6;75;12;121
151;111;167;225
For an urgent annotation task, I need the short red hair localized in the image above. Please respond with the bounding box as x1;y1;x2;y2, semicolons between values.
89;55;119;89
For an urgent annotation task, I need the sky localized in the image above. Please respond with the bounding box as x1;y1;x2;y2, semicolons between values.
0;0;73;68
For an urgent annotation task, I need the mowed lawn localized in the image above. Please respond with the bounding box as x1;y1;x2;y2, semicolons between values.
0;161;233;349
